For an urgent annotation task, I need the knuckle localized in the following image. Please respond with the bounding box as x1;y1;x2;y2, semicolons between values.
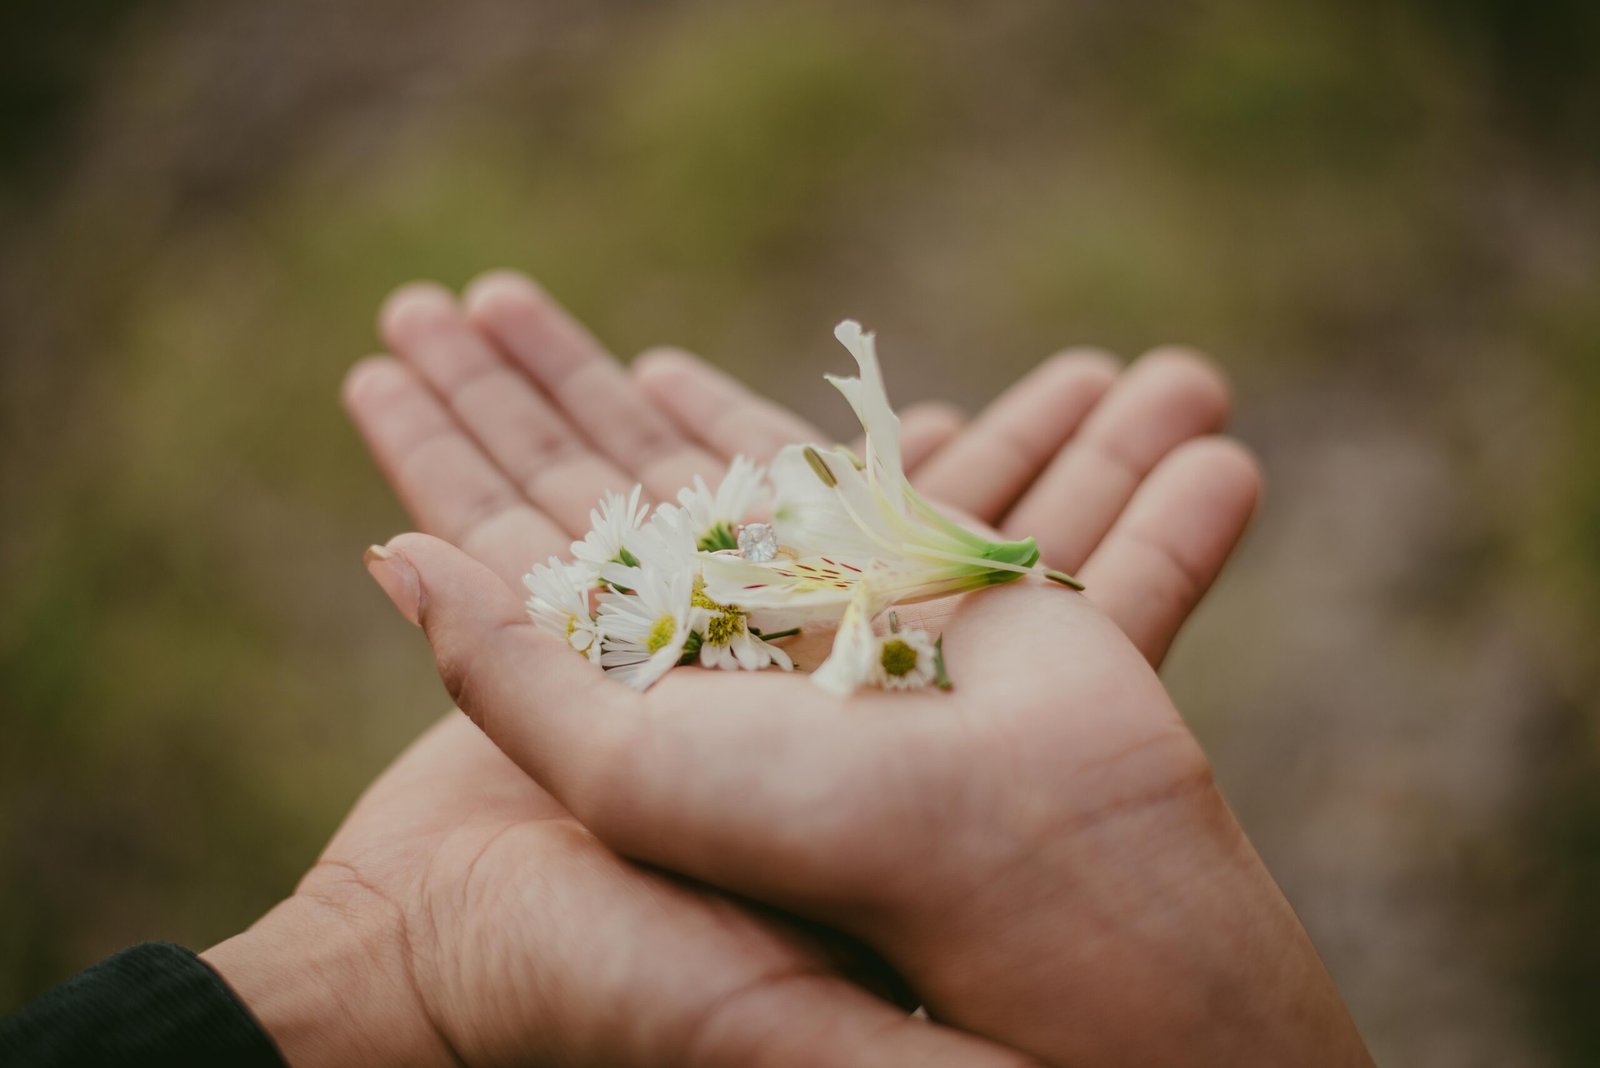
443;490;522;547
613;411;683;458
439;613;533;731
519;422;590;467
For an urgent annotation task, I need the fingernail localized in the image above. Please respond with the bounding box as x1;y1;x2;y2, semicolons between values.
364;544;422;626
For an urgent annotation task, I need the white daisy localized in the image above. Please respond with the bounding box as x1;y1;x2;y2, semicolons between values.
571;485;649;572
595;565;694;691
874;628;939;690
620;502;702;576
523;556;602;663
676;455;770;551
690;582;794;673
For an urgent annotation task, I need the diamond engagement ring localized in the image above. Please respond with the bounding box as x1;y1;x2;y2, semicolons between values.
736;522;796;563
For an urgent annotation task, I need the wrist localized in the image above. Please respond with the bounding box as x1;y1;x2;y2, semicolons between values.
202;885;453;1067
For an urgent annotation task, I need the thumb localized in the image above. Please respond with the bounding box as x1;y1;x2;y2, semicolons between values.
363;532;637;817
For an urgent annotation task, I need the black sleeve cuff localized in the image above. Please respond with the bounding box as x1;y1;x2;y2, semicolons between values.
1;942;286;1067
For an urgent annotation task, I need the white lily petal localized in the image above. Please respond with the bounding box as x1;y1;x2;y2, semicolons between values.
811;583;880;697
827;320;909;500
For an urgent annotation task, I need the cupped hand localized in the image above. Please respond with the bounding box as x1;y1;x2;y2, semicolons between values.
208;282;1097;1066
348;274;1356;1066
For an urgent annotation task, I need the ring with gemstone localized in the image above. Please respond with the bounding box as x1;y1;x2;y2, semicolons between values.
735;522;796;563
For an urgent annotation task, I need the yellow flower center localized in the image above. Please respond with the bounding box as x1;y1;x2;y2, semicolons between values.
691;580;722;612
646;615;677;653
880;639;918;678
704;611;744;647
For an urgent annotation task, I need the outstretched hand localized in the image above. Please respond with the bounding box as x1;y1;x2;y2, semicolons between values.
370;526;1367;1066
210;270;1324;1067
359;275;1365;1063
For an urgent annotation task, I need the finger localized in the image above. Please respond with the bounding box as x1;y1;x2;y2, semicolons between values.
1076;437;1261;667
912;350;1118;522
365;533;644;804
858;401;967;477
368;533;901;908
633;345;825;464
341;358;572;586
379;282;634;537
1002;348;1231;571
464;272;724;495
691;975;1042;1068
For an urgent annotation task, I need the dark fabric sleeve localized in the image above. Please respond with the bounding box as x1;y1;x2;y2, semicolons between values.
0;942;286;1067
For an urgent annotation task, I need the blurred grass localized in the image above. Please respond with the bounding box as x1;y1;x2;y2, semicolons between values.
2;1;1598;1062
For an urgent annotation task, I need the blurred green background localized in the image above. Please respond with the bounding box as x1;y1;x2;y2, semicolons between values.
2;1;1597;1062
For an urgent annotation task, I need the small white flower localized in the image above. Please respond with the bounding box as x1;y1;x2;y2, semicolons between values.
677;455;769;551
595;565;694;691
523;556;602;663
874;629;938;690
620;502;702;577
571;485;649;572
690;582;794;673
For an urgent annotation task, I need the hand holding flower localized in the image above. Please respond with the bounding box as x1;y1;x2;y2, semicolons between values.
355;277;1372;1066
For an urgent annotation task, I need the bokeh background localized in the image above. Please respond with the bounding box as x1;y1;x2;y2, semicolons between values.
3;2;1598;1062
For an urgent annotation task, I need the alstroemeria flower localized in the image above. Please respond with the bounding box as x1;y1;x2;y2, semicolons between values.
809;582;880;696
702;321;1073;642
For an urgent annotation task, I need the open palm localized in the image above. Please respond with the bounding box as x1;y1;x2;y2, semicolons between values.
338;273;1289;1065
